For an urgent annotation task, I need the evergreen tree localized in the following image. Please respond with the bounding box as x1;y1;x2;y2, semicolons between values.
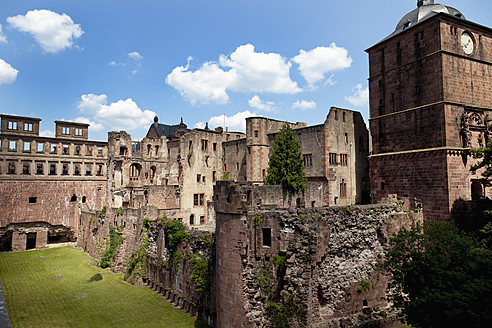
264;123;306;192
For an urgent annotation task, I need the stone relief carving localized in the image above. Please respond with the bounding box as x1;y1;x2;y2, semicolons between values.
461;112;472;148
469;112;483;126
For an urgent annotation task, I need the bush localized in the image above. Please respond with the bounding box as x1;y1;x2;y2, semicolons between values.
88;273;103;282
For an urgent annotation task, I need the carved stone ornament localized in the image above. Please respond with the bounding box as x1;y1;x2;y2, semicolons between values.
461;112;472;148
469;112;483;126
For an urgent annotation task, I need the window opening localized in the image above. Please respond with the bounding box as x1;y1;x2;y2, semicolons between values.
190;215;195;225
36;163;43;175
8;121;17;130
8;162;16;174
49;164;56;175
262;228;272;247
37;143;43;153
24;123;33;131
70;194;77;202
9;141;16;151
23;142;31;152
29;197;37;204
340;179;347;198
303;154;312;166
22;162;30;175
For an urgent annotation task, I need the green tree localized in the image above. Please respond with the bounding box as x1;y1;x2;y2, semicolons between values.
264;124;306;193
384;222;492;328
471;139;492;187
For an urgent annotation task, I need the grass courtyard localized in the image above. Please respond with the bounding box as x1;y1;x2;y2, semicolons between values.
0;246;207;328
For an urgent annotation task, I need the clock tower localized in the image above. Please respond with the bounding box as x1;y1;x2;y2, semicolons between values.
366;1;492;220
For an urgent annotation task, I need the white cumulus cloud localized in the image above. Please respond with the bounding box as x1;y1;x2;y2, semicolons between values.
0;24;7;43
0;59;19;85
206;110;256;132
7;9;83;53
166;44;301;105
73;117;105;132
248;95;278;113
128;51;143;60
77;94;155;131
40;129;54;137
292;100;316;111
345;84;369;108
292;43;352;86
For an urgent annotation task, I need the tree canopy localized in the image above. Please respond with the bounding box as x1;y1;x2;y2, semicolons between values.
384;221;492;328
471;139;492;187
264;123;306;193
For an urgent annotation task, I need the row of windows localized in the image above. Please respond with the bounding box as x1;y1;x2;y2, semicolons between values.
62;127;84;136
2;161;104;176
329;153;348;166
7;121;33;131
1;140;103;156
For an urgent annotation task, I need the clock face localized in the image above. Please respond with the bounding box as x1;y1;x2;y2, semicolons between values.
461;32;474;55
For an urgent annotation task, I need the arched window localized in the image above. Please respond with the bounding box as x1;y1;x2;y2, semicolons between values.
130;163;141;181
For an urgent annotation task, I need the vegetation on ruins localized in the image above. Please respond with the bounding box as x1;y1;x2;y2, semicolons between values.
471;139;492;187
264;123;306;193
267;295;308;328
100;225;124;269
190;254;210;293
383;221;492;328
0;247;207;328
125;234;149;284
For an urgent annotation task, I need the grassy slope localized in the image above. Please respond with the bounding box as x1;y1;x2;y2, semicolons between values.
0;246;207;328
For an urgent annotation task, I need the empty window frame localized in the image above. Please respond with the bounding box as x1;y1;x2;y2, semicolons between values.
213;143;217;151
62;144;69;155
98;147;103;156
49;163;57;175
86;146;92;156
340;154;348;166
8;162;16;174
201;139;208;151
212;171;216;181
36;163;43;175
8;121;17;130
96;164;103;176
29;197;37;204
62;127;70;135
316;131;321;141
254;130;258;138
85;163;92;176
329;153;338;165
197;174;201;182
340;179;347;198
9;141;16;151
62;164;69;175
37;142;44;153
23;142;31;152
74;164;81;175
75;145;81;155
22;162;30;175
262;228;272;247
303;154;312;167
345;133;349;144
236;162;239;171
200;216;205;225
24;123;33;131
50;143;57;154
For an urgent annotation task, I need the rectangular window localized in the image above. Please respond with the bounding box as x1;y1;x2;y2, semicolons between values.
199;193;204;206
49;164;56;175
223;163;227;172
298;134;301;144
340;154;348;166
194;194;199;206
316;131;320;141
345;133;348;144
303;154;312;166
9;141;16;151
213;143;217;151
75;145;80;155
212;171;216;181
29;197;37;204
329;153;338;165
201;139;208;151
8;121;17;130
254;130;258;138
36;163;43;175
334;110;338;120
75;128;83;136
262;169;266;178
262;228;272;247
236;162;239;171
86;164;92;176
197;174;201;182
74;164;80;175
86;146;92;156
62;127;70;135
343;112;346;122
62;164;69;175
63;145;69;155
22;162;30;175
202;176;206;183
24;142;31;152
98;147;103;156
37;143;43;153
24;123;33;131
340;179;347;198
96;164;103;176
200;216;205;225
8;162;16;174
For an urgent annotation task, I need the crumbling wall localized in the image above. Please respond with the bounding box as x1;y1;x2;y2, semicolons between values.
215;181;422;328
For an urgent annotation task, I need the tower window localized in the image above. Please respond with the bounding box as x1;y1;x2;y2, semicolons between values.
262;228;272;247
29;197;37;204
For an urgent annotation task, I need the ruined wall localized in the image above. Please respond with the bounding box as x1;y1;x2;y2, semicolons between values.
214;181;422;328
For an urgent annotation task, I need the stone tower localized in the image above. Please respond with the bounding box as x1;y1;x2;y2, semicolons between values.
366;2;492;220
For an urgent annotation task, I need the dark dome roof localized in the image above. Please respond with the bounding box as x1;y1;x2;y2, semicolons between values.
394;3;465;35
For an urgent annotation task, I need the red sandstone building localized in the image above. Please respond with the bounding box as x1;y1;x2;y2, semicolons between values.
367;0;492;220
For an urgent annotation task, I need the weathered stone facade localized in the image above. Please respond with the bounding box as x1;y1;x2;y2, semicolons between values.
367;2;492;221
214;181;422;327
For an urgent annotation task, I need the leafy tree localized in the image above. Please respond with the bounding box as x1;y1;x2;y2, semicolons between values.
264;123;306;193
471;139;492;187
384;222;492;328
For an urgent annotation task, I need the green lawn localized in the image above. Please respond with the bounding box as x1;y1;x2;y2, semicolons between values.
0;246;208;328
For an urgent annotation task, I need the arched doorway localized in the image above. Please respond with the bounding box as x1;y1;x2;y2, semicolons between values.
190;214;195;226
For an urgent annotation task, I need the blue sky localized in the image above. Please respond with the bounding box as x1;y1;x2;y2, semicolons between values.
0;0;490;141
